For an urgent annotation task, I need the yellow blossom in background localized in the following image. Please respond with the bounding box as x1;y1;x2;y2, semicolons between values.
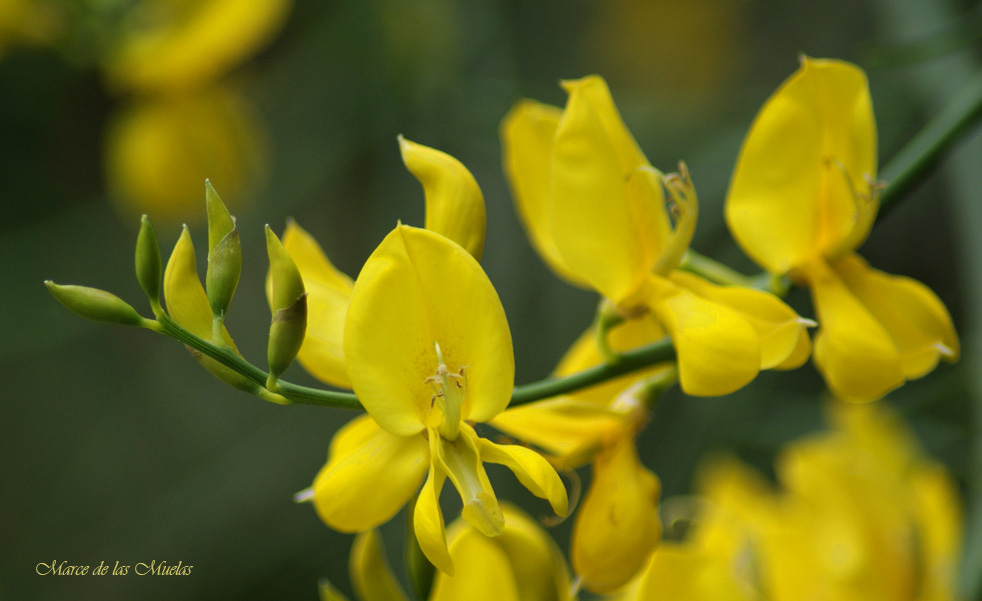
99;0;291;222
725;57;959;401
102;0;292;94
268;137;486;390
614;400;963;601
0;0;61;56
105;85;266;223
501;75;811;397
492;317;668;593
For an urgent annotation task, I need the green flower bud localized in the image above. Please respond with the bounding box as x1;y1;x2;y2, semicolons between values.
135;214;163;315
265;226;307;385
204;180;241;320
205;226;241;319
205;180;235;253
45;281;145;327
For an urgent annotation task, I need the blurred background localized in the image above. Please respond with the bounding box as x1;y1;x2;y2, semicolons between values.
2;0;981;599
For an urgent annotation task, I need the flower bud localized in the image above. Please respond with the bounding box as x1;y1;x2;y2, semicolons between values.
204;182;241;319
265;226;307;383
135;214;163;314
45;281;145;327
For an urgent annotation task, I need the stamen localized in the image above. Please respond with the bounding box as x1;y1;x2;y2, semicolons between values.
427;342;469;441
654;162;699;276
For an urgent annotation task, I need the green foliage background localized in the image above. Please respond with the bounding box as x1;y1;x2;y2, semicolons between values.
2;0;980;599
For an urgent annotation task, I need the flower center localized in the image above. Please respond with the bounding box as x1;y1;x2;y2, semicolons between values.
425;342;468;441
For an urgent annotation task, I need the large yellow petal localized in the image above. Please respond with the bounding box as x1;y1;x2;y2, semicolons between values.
431;503;572;601
550;76;667;307
344;225;513;436
429;524;521;601
311;415;429;532
726;58;877;273
478;436;569;517
500;100;588;286
273;220;353;388
625;543;753;601
649;278;760;397
670;271;812;370
833;253;959;379
806;258;905;401
399;136;486;261
572;436;661;593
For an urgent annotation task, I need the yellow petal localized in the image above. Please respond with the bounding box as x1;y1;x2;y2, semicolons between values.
479;436;569;517
493;504;573;601
274;220;353;388
163;226;236;348
344;225;513;436
350;530;411;601
670;271;812;370
414;462;453;575
726;58;877;273
805;258;905;401
399;136;486;261
490;398;626;467
911;464;963;601
311;415;428;532
105;0;292;93
500;100;589;286
432;425;504;538
833;253;959;379
429;525;521;601
572;437;661;593
649;278;760;396
628;542;754;601
550;76;668;306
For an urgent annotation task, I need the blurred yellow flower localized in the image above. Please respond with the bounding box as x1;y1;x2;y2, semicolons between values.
105;85;266;223
103;0;292;94
0;0;61;56
725;57;959;401
501;75;811;397
615;400;963;601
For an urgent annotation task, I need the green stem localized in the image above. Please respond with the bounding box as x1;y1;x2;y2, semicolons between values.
878;67;982;220
509;337;676;406
156;314;362;409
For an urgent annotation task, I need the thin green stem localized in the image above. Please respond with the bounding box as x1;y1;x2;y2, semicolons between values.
156;314;362;409
878;67;982;220
509;337;676;406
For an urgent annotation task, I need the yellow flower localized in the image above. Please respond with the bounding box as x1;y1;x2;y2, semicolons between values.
103;0;292;93
501;75;810;397
326;504;573;601
308;225;567;575
725;57;959;401
493;317;667;593
104;85;266;223
269;137;486;389
617;400;963;601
